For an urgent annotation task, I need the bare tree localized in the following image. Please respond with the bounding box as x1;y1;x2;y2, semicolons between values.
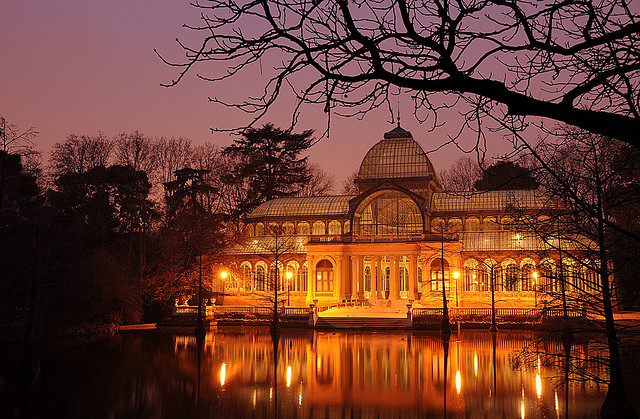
113;131;156;174
341;170;359;195
159;0;640;147
505;126;640;418
50;133;113;177
153;136;193;185
438;156;482;191
296;163;335;197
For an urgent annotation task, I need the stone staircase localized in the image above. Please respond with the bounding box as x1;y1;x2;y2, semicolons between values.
315;316;407;329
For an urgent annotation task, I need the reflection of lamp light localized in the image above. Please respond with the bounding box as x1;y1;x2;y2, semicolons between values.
532;271;539;307
286;365;292;387
536;374;542;398
456;370;461;394
220;362;226;386
474;352;478;377
521;401;525;419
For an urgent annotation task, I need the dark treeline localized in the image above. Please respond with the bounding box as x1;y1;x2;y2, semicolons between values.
0;120;331;336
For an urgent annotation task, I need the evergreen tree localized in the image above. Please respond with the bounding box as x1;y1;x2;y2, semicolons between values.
223;124;315;216
474;160;538;191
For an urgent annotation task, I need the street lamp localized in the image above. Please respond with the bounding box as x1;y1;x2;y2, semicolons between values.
286;271;293;306
453;271;460;307
532;271;539;308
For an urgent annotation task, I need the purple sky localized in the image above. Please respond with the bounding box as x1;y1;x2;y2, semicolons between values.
1;1;515;186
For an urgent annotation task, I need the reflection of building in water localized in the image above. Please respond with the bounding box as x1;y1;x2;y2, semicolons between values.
219;124;605;309
189;329;606;417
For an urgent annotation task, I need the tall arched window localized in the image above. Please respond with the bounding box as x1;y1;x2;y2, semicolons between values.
399;267;409;292
430;258;449;291
315;259;334;292
300;263;309;292
241;262;252;291
463;259;479;291
503;261;518;291
255;264;266;291
521;262;535;292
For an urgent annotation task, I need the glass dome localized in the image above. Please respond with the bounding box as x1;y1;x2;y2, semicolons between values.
357;126;436;181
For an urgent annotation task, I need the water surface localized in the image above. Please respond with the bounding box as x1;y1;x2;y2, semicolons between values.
6;327;640;418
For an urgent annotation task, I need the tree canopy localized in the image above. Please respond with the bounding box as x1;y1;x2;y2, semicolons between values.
160;0;640;148
474;160;538;191
223;124;315;216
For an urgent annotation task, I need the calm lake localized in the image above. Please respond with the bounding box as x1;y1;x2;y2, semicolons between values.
6;327;640;418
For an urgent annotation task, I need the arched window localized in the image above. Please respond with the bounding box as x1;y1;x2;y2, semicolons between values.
540;260;555;292
297;221;310;235
328;220;342;235
282;221;295;235
503;260;518;291
483;217;498;231
430;258;449;291
312;221;325;235
364;267;372;293
521;262;535;292
482;259;499;291
255;264;266;291
300;263;308;292
463;259;480;291
287;261;299;291
448;218;463;232
245;224;254;237
465;217;480;231
241;262;252;291
255;223;265;236
400;267;409;292
315;259;334;292
352;190;423;236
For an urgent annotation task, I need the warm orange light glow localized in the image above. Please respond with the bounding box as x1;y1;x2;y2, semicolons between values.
521;400;525;419
317;274;321;280
220;271;228;279
532;271;538;280
536;374;542;398
286;365;292;387
220;362;226;386
455;370;461;394
474;352;478;377
472;273;477;280
286;271;293;280
555;391;559;412
453;271;460;279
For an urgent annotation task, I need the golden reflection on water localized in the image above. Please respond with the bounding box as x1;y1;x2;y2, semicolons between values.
169;328;611;418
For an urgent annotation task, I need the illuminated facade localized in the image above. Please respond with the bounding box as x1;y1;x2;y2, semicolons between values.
223;125;599;308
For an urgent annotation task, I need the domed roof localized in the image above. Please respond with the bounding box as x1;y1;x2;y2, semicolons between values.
358;125;436;180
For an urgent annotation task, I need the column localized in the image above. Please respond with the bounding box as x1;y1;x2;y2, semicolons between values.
372;256;380;299
390;256;399;299
408;255;417;300
306;255;316;304
351;256;360;300
335;256;343;300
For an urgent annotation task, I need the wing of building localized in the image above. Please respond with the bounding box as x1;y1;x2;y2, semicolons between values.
221;125;600;308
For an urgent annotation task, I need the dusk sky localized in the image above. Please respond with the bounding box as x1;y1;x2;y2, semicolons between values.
2;1;515;186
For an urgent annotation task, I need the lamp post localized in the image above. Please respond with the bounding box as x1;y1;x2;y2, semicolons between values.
532;271;538;308
286;271;293;306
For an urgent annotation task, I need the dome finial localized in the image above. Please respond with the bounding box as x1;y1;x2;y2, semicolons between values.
397;101;401;127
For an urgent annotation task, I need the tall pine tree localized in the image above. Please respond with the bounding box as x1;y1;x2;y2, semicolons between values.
223;124;315;216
